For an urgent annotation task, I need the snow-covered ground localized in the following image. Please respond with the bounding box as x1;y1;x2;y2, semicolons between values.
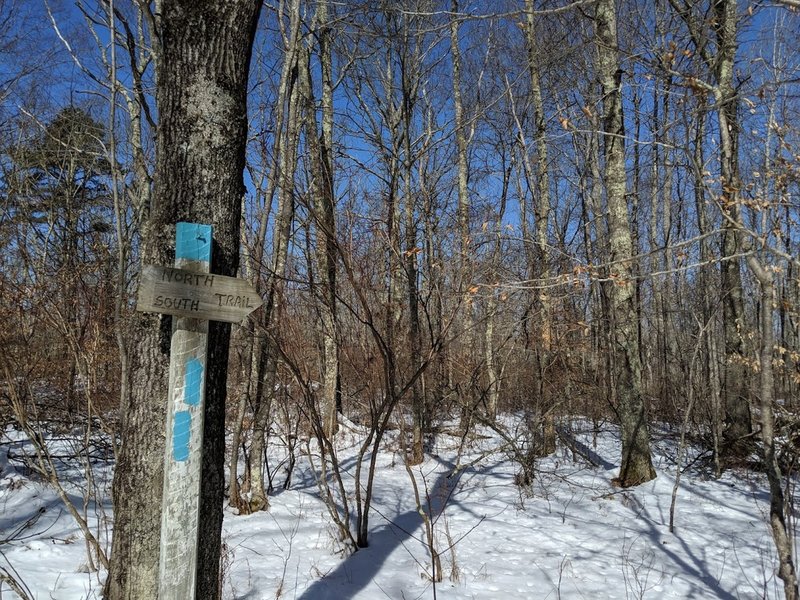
0;419;792;599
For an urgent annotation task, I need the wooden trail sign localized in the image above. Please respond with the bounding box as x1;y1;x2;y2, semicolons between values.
137;264;261;323
134;222;260;600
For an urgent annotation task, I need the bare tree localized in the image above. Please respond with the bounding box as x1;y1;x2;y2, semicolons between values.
593;0;655;487
106;2;262;598
667;0;752;462
449;0;478;429
524;0;556;454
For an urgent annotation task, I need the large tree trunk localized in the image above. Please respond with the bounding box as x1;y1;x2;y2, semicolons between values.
106;2;261;598
667;0;751;468
594;0;655;488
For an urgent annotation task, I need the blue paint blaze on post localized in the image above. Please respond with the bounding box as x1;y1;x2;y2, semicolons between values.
184;359;203;407
173;411;192;462
169;223;212;464
160;222;213;598
176;222;212;262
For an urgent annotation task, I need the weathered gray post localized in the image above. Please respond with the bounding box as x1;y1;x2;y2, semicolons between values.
158;222;211;599
135;222;261;599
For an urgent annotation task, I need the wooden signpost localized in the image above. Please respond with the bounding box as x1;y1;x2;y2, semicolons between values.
137;264;262;324
135;222;260;600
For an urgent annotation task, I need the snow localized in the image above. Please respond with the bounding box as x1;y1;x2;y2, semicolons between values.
0;419;792;599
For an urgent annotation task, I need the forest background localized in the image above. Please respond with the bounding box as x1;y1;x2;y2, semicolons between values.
0;0;799;598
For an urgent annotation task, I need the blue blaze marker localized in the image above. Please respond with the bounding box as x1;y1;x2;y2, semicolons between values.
176;222;212;262
173;411;191;462
184;359;203;407
171;224;209;462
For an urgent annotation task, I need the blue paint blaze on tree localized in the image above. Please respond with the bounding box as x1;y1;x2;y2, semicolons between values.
176;222;212;262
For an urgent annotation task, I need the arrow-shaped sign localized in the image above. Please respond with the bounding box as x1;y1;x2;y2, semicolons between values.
137;264;262;323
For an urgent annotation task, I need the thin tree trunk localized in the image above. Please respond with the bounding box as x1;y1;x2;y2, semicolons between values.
247;0;305;514
484;293;499;421
248;47;302;512
228;319;254;509
647;62;664;406
228;2;300;510
420;132;446;418
450;0;475;429
525;0;555;454
405;182;424;463
484;155;510;423
747;258;799;600
299;2;339;440
107;0;131;466
717;79;751;463
670;0;751;461
586;95;612;410
399;25;424;464
317;0;340;436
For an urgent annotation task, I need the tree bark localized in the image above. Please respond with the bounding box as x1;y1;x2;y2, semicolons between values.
316;0;340;438
668;0;751;463
525;0;555;455
106;2;261;598
298;12;339;440
714;0;752;460
691;109;723;476
747;258;799;600
594;0;655;487
450;0;476;429
246;2;303;512
228;0;302;511
399;18;425;465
